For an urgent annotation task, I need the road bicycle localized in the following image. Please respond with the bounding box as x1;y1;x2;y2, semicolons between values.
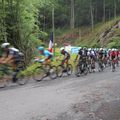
0;63;28;88
75;60;88;77
97;58;104;72
87;58;96;73
57;61;73;77
33;63;57;82
111;59;116;72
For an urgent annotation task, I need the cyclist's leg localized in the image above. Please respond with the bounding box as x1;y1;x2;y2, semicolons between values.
12;61;20;83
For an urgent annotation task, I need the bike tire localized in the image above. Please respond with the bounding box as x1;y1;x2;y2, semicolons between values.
112;63;115;72
57;65;63;77
0;78;6;88
17;74;29;85
49;66;57;79
67;64;73;76
75;65;80;77
33;67;45;82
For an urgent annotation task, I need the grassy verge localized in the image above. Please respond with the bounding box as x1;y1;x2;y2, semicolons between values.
22;51;77;77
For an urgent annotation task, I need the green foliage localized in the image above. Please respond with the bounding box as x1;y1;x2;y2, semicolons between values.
20;63;40;76
0;0;120;66
107;37;120;49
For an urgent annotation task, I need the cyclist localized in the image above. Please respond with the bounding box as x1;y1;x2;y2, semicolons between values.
0;43;20;68
35;46;53;64
74;47;89;74
75;47;88;66
0;43;24;82
115;49;119;66
97;48;104;70
103;48;108;67
75;48;86;62
60;47;70;66
110;49;117;69
88;48;96;70
110;49;117;60
98;48;104;59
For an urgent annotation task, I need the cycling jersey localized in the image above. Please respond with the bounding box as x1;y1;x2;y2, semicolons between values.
110;51;116;57
36;50;53;63
98;51;104;59
61;51;70;58
103;50;107;57
61;50;70;65
110;51;117;60
43;50;53;58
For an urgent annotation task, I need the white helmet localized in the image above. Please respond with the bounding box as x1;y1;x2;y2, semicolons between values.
88;48;92;51
111;48;115;51
100;48;103;51
1;43;10;48
60;47;65;52
9;47;19;52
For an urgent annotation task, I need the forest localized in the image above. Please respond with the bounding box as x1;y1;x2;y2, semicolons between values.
0;0;120;63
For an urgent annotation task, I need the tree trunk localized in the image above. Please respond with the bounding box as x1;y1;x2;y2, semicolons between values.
103;0;106;22
90;0;94;31
114;0;117;19
70;0;75;29
2;0;7;42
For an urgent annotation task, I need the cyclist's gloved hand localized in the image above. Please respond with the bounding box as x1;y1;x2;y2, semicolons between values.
38;59;45;63
34;58;39;62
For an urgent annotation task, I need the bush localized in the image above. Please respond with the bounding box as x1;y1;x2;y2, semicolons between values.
107;37;120;49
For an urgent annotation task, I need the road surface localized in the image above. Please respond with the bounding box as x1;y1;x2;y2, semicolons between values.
0;67;120;120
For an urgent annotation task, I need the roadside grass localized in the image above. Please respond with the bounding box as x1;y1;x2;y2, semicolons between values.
21;49;77;77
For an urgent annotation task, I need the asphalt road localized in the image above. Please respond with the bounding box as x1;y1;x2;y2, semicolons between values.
0;67;120;120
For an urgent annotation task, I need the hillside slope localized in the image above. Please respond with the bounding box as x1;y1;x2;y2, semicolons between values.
56;17;120;48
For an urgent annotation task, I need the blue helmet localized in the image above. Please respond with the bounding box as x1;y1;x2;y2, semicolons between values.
38;46;44;51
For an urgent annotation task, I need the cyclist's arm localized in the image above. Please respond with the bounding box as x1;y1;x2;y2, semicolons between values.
64;53;68;59
0;53;7;62
0;57;6;62
2;55;14;64
75;54;80;61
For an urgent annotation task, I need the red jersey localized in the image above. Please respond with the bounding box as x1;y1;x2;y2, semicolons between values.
110;51;116;57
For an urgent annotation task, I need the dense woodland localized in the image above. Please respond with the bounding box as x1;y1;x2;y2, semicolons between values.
0;0;120;63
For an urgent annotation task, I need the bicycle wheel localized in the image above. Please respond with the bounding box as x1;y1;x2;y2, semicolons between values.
17;74;29;85
57;65;63;77
67;64;73;76
98;62;104;72
112;62;115;72
0;78;6;88
88;64;92;73
75;65;80;77
49;66;57;79
33;67;45;82
84;66;88;75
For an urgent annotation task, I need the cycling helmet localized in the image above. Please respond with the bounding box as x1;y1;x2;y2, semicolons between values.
111;48;115;51
83;47;87;50
100;48;103;51
1;43;10;48
60;47;65;52
38;46;44;51
18;52;24;57
88;48;92;51
9;47;19;52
